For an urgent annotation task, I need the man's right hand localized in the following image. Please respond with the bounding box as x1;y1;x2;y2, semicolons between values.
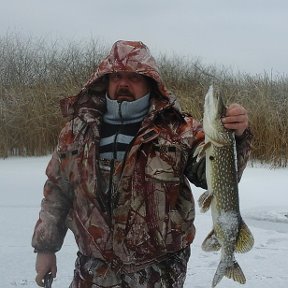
35;252;57;287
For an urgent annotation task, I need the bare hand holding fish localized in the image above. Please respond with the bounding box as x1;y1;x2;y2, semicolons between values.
222;103;249;137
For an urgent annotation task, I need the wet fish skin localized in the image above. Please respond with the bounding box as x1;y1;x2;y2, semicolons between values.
198;85;254;287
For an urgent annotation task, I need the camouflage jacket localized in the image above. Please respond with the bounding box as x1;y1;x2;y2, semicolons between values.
32;40;252;272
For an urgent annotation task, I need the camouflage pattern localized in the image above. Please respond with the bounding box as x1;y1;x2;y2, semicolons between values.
32;40;253;287
70;247;190;287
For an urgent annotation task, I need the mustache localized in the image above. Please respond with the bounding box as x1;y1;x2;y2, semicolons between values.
116;88;134;97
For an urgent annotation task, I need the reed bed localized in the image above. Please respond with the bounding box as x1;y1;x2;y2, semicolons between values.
0;34;287;167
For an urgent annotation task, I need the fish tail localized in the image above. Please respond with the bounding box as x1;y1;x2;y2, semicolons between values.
212;260;246;287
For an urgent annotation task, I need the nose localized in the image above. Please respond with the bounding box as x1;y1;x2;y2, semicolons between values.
118;75;129;86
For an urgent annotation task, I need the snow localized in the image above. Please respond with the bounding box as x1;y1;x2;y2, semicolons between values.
0;157;287;287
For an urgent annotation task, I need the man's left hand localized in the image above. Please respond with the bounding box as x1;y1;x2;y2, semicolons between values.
222;103;249;137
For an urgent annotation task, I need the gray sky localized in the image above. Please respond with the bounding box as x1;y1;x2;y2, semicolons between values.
1;0;288;75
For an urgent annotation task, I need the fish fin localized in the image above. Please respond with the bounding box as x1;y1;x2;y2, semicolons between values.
212;260;226;287
212;260;246;287
193;142;211;161
198;190;213;213
235;220;254;253
226;261;246;284
201;230;221;252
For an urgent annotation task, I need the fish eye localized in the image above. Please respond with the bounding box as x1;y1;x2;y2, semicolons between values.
209;156;215;161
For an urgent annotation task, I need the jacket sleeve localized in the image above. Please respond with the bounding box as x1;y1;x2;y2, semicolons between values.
184;127;253;189
32;136;74;253
235;127;253;180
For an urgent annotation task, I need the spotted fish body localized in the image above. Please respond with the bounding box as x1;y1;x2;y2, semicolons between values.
198;86;254;287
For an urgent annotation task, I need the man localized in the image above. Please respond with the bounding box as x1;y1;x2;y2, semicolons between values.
32;40;252;287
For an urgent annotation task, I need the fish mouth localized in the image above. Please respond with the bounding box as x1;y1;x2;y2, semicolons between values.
203;86;232;145
204;86;226;121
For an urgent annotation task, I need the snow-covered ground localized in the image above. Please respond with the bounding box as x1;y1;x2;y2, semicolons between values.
0;156;287;287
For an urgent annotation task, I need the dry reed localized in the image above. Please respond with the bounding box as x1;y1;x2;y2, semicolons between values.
0;34;287;167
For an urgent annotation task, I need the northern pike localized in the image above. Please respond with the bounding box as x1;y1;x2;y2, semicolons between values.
197;86;254;287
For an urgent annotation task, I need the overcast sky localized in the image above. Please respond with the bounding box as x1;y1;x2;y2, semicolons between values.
1;0;288;75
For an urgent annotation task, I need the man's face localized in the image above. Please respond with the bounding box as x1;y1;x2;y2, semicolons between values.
107;72;150;101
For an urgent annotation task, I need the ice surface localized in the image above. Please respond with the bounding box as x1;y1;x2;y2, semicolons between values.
0;157;287;287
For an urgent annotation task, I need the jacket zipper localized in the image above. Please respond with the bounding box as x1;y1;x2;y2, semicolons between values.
114;101;124;159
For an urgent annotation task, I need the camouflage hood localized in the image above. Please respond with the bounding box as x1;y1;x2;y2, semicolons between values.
85;40;169;96
60;40;171;118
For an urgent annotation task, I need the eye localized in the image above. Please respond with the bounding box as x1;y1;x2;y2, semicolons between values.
209;156;215;161
128;74;144;82
109;73;121;82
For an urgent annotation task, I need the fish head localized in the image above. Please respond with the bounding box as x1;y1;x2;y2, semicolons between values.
203;85;233;145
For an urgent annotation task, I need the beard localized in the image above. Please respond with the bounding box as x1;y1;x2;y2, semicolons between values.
115;88;135;101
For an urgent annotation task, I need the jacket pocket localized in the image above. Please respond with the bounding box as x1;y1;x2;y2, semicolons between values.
145;144;182;182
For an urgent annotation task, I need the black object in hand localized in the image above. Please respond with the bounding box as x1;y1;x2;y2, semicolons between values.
44;272;53;288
